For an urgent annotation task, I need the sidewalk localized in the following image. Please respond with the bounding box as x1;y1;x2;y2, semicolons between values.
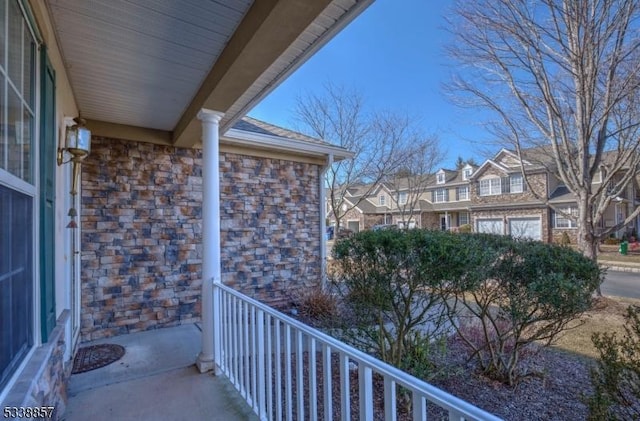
62;324;256;421
598;259;640;273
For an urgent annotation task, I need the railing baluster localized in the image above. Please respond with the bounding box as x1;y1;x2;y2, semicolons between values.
309;337;318;421
212;284;503;421
412;392;426;421
266;313;273;421
359;365;373;421
257;309;266;420
233;295;239;389
243;300;250;401
275;320;282;421
220;290;227;374
251;306;257;410
340;352;350;421
322;344;332;421
384;377;397;421
237;299;244;395
285;324;293;421
296;330;305;421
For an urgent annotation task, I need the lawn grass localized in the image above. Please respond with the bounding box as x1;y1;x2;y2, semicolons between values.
597;244;640;264
552;295;640;359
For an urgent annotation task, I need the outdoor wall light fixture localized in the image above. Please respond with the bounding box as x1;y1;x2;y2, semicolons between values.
57;116;91;197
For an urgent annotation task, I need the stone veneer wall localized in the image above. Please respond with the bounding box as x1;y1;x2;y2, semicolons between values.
471;170;547;206
81;137;321;341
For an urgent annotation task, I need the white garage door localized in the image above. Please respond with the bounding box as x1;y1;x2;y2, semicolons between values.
509;218;541;240
477;219;504;234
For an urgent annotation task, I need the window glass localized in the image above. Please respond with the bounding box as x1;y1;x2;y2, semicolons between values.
399;191;407;205
0;1;34;184
554;207;578;228
379;195;385;206
510;174;523;193
435;188;447;203
480;178;501;196
459;212;469;225
457;186;469;200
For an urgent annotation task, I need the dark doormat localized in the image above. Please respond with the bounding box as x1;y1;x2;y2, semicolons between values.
72;344;126;374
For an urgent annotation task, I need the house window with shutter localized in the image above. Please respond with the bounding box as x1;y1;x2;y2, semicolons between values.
479;178;501;196
435;188;448;203
457;186;469;201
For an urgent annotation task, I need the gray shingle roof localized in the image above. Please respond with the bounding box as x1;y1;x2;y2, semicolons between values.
235;116;329;146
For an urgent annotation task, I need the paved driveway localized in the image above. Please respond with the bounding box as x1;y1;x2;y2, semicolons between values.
601;270;640;299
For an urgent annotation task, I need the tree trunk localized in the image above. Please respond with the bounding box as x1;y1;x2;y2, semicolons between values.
577;222;602;296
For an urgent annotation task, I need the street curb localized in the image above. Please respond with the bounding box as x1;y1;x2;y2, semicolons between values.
598;261;640;273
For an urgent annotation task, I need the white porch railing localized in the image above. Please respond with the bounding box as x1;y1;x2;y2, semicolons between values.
214;283;502;421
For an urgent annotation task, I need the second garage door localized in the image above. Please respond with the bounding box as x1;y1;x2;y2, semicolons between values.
509;217;541;240
476;218;504;235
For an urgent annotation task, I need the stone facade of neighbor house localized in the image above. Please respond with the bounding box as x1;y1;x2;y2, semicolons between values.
551;228;579;244
81;137;322;341
471;169;548;206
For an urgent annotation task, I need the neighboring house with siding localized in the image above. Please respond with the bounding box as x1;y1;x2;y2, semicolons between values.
327;148;640;243
0;0;367;415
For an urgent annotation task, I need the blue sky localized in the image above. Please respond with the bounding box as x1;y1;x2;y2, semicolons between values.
249;0;495;169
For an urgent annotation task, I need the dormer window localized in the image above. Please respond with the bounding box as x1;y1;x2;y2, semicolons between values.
436;170;445;184
462;165;473;181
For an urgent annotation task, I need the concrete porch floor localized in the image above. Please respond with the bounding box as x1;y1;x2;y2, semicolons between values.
62;324;257;421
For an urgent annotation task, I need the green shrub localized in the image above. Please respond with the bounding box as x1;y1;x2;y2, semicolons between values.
331;229;456;370
443;234;602;385
331;230;602;387
587;305;640;420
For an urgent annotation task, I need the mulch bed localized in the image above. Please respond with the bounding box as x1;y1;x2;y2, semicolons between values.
72;344;125;374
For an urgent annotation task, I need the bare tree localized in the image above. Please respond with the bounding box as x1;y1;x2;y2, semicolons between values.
448;0;640;261
385;136;443;228
296;83;430;229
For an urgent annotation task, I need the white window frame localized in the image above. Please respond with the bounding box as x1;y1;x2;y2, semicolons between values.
379;194;386;206
458;212;469;226
457;186;469;201
479;178;501;196
435;188;447;203
510;174;523;193
398;191;407;205
0;0;40;401
436;171;445;184
554;207;578;229
462;167;472;180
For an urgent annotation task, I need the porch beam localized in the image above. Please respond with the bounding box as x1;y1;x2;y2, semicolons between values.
172;0;333;148
85;119;172;146
196;109;225;374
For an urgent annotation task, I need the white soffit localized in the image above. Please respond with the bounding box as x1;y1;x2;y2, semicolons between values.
47;0;252;131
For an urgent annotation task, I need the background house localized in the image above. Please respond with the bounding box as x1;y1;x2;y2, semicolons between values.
326;148;640;243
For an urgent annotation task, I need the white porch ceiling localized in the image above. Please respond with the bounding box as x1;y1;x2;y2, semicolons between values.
47;0;252;131
45;0;373;147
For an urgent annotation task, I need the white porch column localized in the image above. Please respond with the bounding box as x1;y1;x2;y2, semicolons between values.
196;109;224;374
